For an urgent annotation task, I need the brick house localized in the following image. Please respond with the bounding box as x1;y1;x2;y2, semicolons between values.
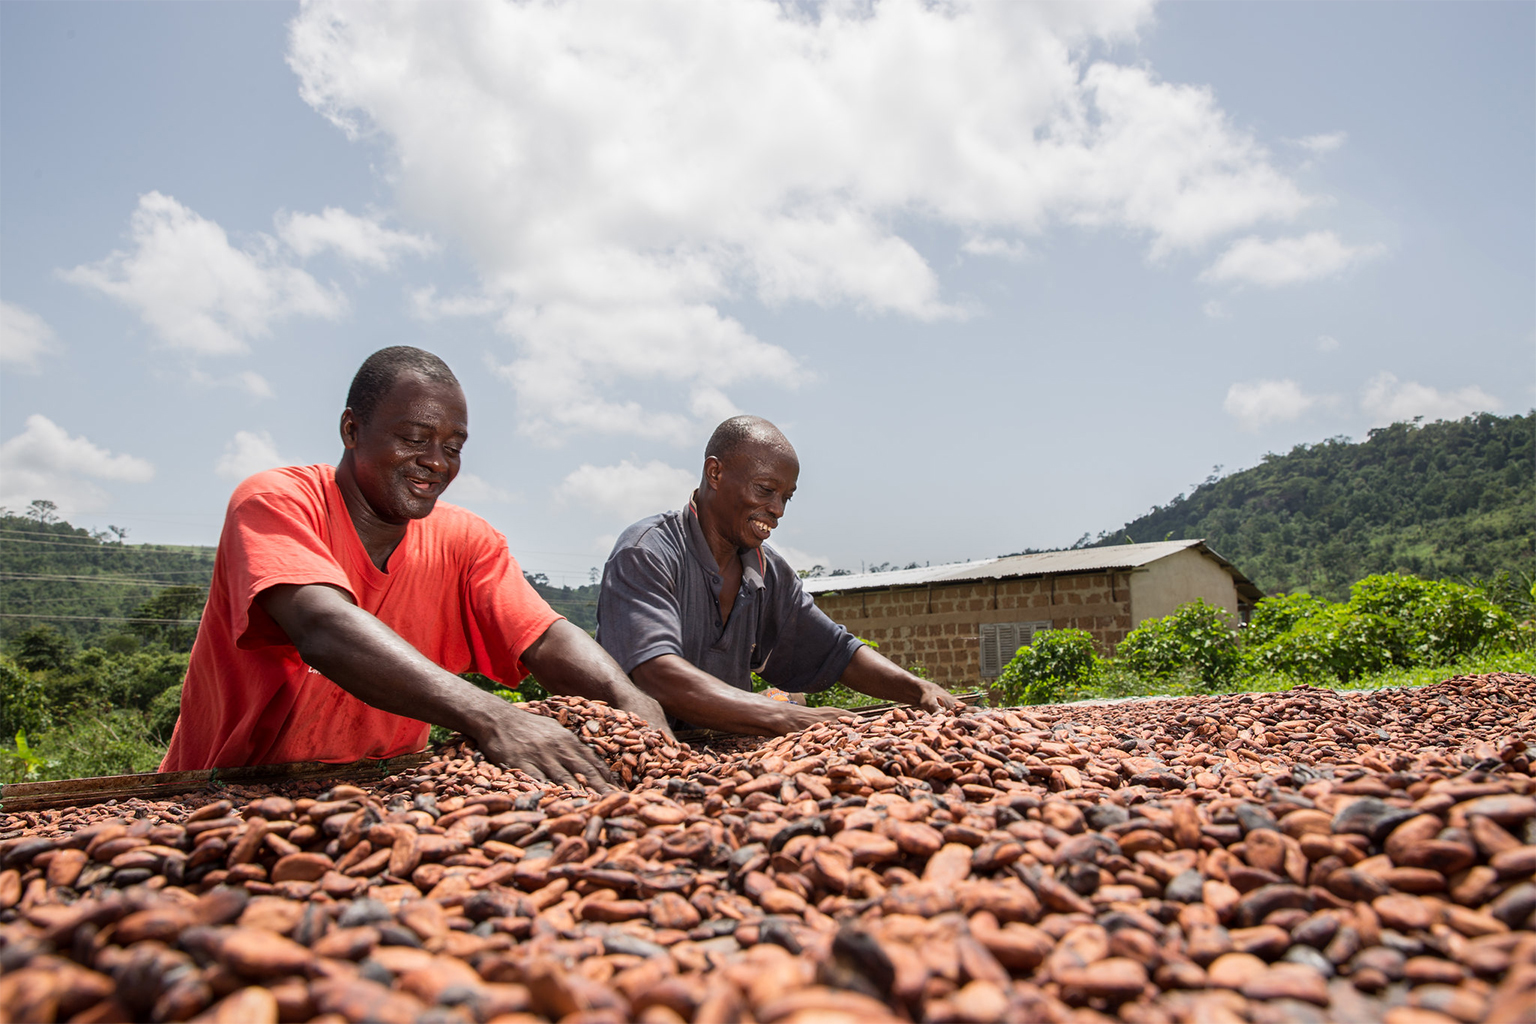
802;539;1262;688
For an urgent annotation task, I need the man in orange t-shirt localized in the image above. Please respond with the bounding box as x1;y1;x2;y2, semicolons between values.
160;346;667;788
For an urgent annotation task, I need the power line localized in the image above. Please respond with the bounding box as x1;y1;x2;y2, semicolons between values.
0;573;205;588
0;613;202;624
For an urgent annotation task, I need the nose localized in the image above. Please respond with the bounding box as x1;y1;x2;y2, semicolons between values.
766;493;787;520
418;444;449;475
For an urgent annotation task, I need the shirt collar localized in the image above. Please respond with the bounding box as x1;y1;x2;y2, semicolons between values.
686;492;766;591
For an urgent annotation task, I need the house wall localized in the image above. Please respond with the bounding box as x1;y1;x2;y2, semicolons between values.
1128;547;1242;624
812;572;1134;688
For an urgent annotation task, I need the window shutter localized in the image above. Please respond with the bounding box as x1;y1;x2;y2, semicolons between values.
980;621;1057;678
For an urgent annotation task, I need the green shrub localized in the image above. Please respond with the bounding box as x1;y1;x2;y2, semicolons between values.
1243;592;1330;648
1348;573;1514;664
1117;599;1241;688
994;629;1099;706
0;656;51;738
29;709;164;780
146;684;183;742
1244;604;1406;682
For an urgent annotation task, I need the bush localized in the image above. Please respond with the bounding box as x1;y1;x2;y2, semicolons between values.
1117;599;1241;688
1243;592;1330;649
994;629;1098;706
0;656;51;738
1348;574;1513;664
1244;604;1406;682
146;684;183;742
28;709;164;780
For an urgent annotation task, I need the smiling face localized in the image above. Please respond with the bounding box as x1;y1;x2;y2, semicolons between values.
701;442;800;552
339;371;468;524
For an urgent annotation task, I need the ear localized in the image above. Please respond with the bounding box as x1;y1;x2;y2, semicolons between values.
702;455;724;492
340;408;361;450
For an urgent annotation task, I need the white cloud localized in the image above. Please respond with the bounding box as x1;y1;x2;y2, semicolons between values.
1316;334;1340;352
277;207;436;270
288;0;1321;441
767;542;831;573
1360;373;1500;426
1223;379;1316;430
0;301;57;368
1202;231;1384;288
554;460;696;521
1296;131;1347;154
60;191;347;355
214;430;287;481
189;368;277;399
0;414;155;516
962;236;1028;261
447;472;519;506
1201;299;1227;319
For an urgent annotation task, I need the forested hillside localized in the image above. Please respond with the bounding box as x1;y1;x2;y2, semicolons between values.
0;511;215;647
0;509;599;646
1089;413;1534;600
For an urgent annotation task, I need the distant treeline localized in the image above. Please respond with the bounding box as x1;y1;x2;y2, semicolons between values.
0;509;599;646
1087;412;1534;601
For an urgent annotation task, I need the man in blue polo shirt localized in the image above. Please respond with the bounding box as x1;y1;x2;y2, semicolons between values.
597;415;960;735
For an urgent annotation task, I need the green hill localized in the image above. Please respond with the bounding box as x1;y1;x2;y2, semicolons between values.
0;513;216;648
1087;412;1535;601
0;510;599;648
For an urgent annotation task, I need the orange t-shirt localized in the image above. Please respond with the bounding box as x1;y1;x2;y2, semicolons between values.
159;465;560;771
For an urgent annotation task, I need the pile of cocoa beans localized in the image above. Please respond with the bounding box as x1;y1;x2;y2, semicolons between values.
2;672;1533;1024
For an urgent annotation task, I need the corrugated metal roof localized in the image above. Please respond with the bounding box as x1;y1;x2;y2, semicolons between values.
800;539;1263;602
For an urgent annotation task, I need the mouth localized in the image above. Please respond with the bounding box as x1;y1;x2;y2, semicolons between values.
749;519;774;540
406;477;444;498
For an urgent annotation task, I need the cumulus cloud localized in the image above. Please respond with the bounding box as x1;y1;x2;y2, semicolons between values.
214;430;287;481
1316;334;1340;352
767;541;831;573
287;0;1322;441
61;192;348;355
555;460;696;521
1361;373;1500;426
962;236;1028;261
448;472;519;506
1202;231;1383;288
0;301;58;368
1223;379;1316;430
0;414;155;515
277;207;436;269
189;368;277;399
1201;299;1227;319
1296;131;1347;154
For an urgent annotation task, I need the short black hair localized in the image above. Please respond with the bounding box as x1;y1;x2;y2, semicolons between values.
704;415;795;465
347;346;461;423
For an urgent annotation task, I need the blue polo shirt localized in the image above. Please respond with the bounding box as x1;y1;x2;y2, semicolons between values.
596;497;862;695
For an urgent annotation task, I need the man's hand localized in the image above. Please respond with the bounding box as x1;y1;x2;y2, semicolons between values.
521;620;674;739
912;679;963;714
477;704;615;791
258;583;617;787
632;654;856;736
778;703;858;732
840;644;961;712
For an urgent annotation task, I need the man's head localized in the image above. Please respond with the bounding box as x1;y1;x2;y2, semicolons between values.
339;347;468;523
698;415;799;551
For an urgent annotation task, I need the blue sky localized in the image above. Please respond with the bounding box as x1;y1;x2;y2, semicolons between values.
2;1;1530;585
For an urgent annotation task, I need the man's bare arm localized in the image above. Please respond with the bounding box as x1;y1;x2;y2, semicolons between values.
257;583;615;790
839;645;962;713
520;620;672;738
631;654;852;736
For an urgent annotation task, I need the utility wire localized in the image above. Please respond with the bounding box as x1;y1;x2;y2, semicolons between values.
0;613;202;624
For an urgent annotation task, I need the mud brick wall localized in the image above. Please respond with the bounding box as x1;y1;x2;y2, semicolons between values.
813;572;1133;688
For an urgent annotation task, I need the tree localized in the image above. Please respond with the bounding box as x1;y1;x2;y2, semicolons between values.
26;500;58;524
9;625;73;672
127;586;207;652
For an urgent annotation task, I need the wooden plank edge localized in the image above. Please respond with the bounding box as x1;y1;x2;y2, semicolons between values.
0;751;431;813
